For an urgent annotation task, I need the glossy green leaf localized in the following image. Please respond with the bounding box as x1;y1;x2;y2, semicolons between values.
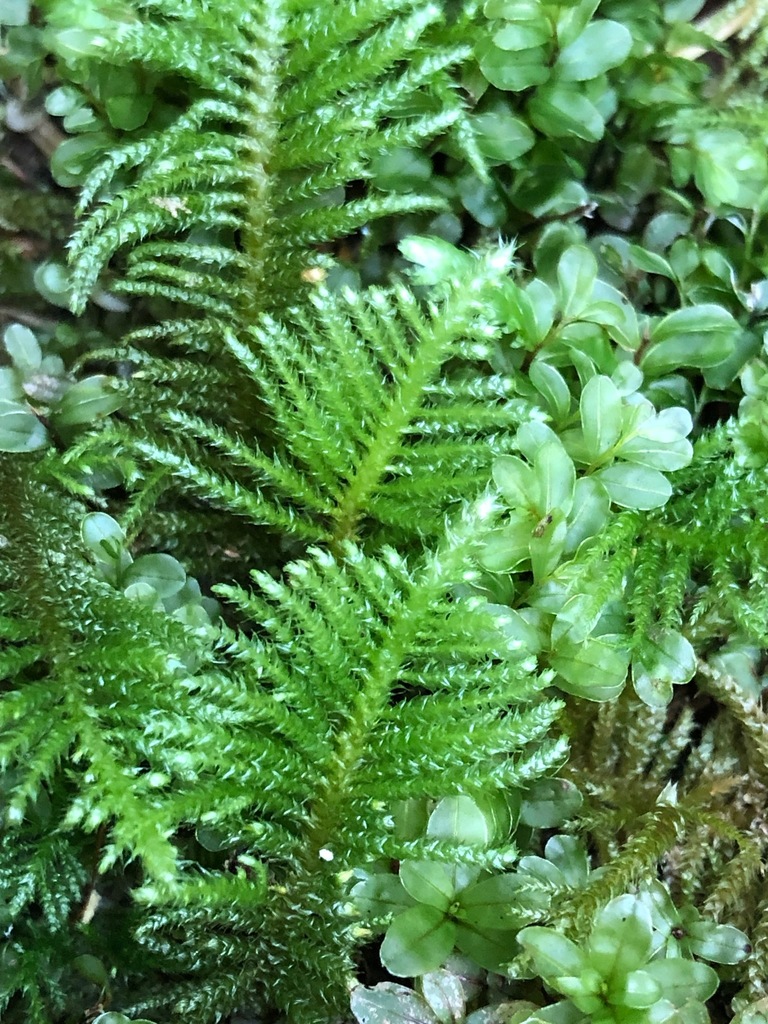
619;434;693;472
478;520;533;573
644;305;739;375
50;132;111;187
493;455;538;508
564;477;611;554
632;629;696;707
493;22;550;52
555;21;632;81
476;39;550;91
534;442;576;515
529;507;568;582
400;862;457;912
381;905;457;978
123;553;187;599
471;110;535;163
518;926;587;977
81;512;126;562
528;85;604;142
372;148;433;192
597;463;672;510
427;795;494;847
3;323;41;376
580;375;623;460
54;375;124;427
454;921;517;973
0;399;47;452
456;875;532;930
351;875;415;919
607;968;662;1008
555;0;600;48
530;360;571;420
105;93;153;131
399;237;474;286
642;959;719;1005
551;636;630;701
557;245;598;319
588;895;654;979
34;262;73;308
45;85;83;117
628;245;675;279
686;921;751;964
520;782;583;830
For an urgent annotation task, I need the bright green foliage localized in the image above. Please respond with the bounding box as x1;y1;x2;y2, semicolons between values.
102;243;530;548
0;323;124;452
58;0;480;319
4;0;768;1020
114;508;563;1021
520;894;720;1024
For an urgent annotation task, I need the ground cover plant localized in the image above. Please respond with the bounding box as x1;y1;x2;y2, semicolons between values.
2;0;768;1021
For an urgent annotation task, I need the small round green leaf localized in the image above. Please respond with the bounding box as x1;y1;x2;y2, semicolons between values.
642;958;719;1005
427;795;493;847
632;629;696;708
352;874;415;919
45;85;83;117
81;512;126;559
72;954;108;986
557;246;598;319
588;895;654;979
565;477;611;554
597;464;672;510
34;262;73;308
471;110;535;163
580;375;623;461
0;399;47;452
555;21;632;81
54;375;124;427
530;360;571;420
534;442;576;515
124;553;187;599
456;874;533;930
400;862;457;912
520;780;583;829
551;636;630;701
372;147;433;193
528;86;605;142
381;905;457;978
4;323;41;376
399;237;473;286
686;921;751;964
453;921;517;973
607;968;662;1008
475;39;550;92
493;455;538;508
518;926;587;978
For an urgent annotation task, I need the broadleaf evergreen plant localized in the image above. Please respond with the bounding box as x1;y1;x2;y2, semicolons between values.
2;0;768;1022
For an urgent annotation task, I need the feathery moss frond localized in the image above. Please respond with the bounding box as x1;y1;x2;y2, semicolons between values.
67;0;479;319
0;454;225;880
111;248;529;548
119;499;562;1022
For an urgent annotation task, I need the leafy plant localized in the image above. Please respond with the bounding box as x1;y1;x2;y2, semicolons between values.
3;0;768;1021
